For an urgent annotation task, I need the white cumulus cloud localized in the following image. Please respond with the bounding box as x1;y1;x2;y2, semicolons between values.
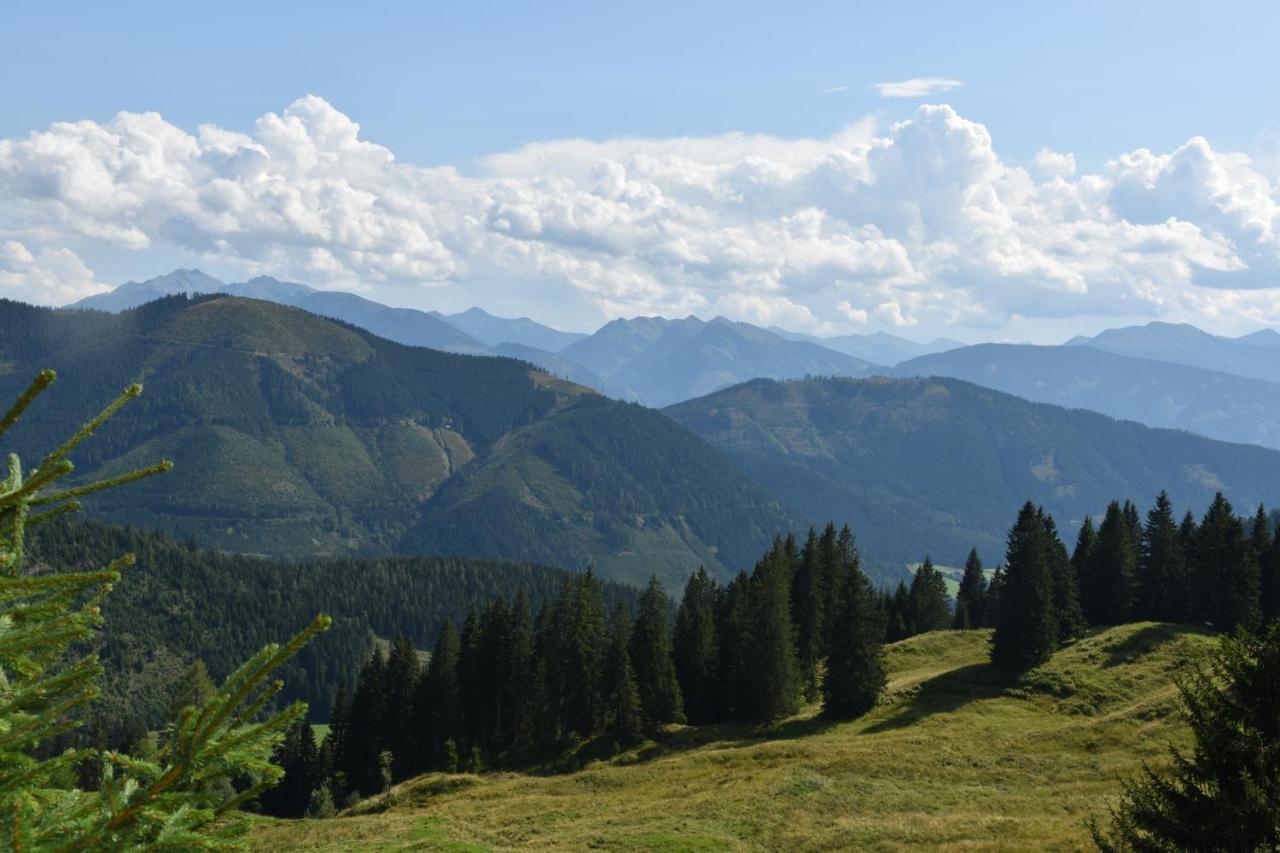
1;96;1279;337
0;241;108;304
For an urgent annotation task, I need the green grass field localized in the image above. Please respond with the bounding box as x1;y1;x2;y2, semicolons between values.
250;623;1214;851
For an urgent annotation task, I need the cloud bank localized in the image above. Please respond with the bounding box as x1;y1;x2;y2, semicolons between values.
0;95;1278;335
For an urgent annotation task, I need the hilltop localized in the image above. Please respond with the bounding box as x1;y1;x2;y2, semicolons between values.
0;295;793;588
249;622;1215;851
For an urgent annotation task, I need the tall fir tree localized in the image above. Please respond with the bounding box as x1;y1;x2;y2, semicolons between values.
791;527;827;699
1264;531;1280;626
1138;491;1187;622
991;502;1059;671
563;570;607;737
629;577;684;728
600;605;644;746
341;648;387;796
1195;493;1261;632
822;537;886;718
673;567;721;725
745;545;802;723
884;580;912;642
260;720;322;818
382;634;420;779
1043;512;1084;642
715;571;753;721
907;557;951;634
953;549;987;629
414;620;461;772
1084;502;1139;625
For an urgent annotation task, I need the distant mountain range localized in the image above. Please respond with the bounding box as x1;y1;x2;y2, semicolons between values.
770;327;964;364
666;376;1280;575
895;344;1280;451
4;294;793;589
1067;321;1280;383
558;316;880;407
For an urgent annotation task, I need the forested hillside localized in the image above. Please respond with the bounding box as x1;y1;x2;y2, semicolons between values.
27;518;642;737
667;376;1280;577
0;295;793;586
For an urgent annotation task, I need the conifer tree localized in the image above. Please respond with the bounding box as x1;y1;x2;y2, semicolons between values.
885;580;912;642
260;720;321;818
1043;512;1084;642
1195;493;1261;632
325;678;352;802
562;570;606;737
168;659;217;720
629;577;684;728
906;557;950;634
985;566;1006;623
504;591;535;746
1264;534;1280;626
822;537;885;718
382;634;420;779
745;547;801;723
1084;502;1139;625
673;567;720;725
600;605;644;747
1092;623;1280;851
992;502;1058;671
1137;491;1186;622
0;372;327;848
341;648;387;796
791;528;827;699
952;549;987;629
414;620;461;771
714;572;753;721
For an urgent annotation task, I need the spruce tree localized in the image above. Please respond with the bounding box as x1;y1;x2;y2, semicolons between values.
1043;512;1084;642
1084;502;1139;625
563;570;606;737
953;549;987;629
1092;623;1280;851
907;557;951;634
991;502;1058;671
168;659;217;720
1138;491;1186;622
342;648;387;796
714;572;753;721
600;605;644;746
1195;493;1261;632
885;580;911;642
420;620;462;768
791;528;826;699
673;567;720;725
746;546;801;723
822;539;886;718
382;634;420;779
0;372;327;847
261;720;321;818
629;576;684;728
1264;534;1280;626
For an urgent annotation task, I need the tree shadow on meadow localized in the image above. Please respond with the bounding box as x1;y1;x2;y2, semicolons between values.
1099;622;1205;668
860;661;1012;734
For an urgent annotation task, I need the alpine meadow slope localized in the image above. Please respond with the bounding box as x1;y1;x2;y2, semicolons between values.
665;375;1280;578
248;623;1217;850
0;294;794;588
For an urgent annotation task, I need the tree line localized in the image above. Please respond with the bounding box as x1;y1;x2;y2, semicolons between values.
263;523;888;816
987;490;1280;671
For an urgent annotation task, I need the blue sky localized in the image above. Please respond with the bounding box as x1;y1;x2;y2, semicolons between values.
2;1;1279;340
8;1;1277;171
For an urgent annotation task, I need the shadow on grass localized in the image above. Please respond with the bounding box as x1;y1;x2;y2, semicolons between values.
861;661;1012;734
1100;623;1195;668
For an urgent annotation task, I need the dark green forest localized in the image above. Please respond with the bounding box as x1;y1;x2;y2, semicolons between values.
27;518;641;742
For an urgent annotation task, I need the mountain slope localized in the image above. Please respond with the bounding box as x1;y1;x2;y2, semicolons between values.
561;316;879;407
250;623;1213;851
436;306;586;352
666;376;1280;577
1067;321;1280;382
0;295;793;587
72;268;227;311
895;343;1280;450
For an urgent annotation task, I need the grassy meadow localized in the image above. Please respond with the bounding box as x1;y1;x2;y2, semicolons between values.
250;623;1213;851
